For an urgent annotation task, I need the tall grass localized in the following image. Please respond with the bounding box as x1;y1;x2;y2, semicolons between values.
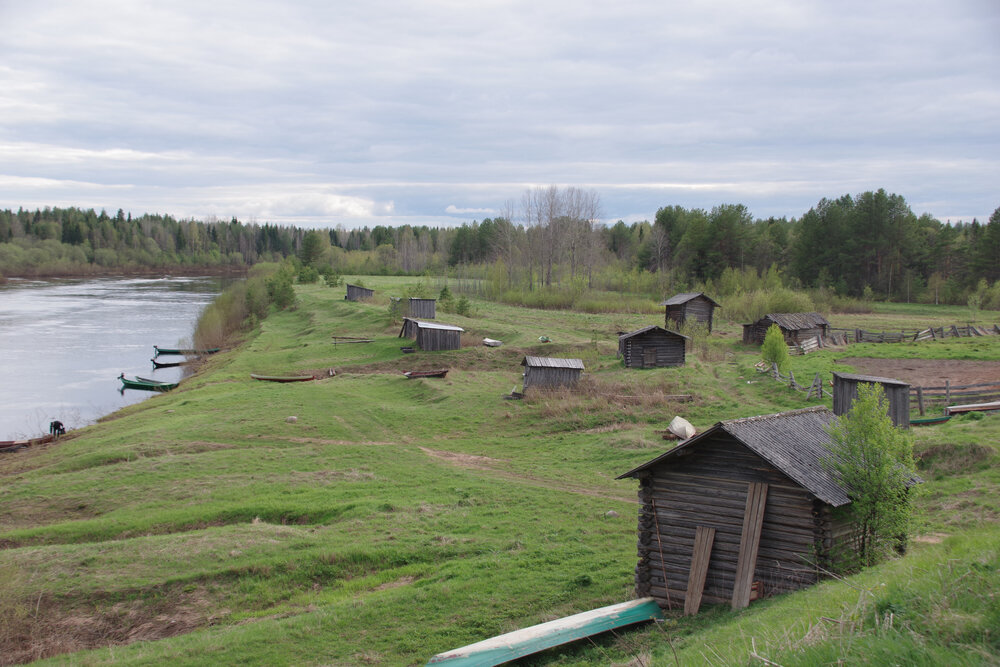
192;263;281;349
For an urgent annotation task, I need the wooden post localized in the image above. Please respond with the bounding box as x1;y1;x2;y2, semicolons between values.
684;526;716;616
732;482;768;610
788;370;796;388
946;380;950;405
917;386;925;416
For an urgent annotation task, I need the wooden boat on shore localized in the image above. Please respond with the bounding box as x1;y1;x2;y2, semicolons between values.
153;345;220;357
119;373;178;392
426;597;663;666
0;433;55;452
945;400;1000;416
250;373;316;383
404;369;449;379
910;414;952;426
151;358;191;369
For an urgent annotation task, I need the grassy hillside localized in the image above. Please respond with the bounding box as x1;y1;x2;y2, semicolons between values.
1;279;998;666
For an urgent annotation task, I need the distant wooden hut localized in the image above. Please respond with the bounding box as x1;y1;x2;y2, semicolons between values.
345;284;374;302
832;372;911;428
742;313;830;346
618;326;688;368
618;407;858;614
402;320;463;351
660;292;720;333
408;298;436;319
521;356;584;391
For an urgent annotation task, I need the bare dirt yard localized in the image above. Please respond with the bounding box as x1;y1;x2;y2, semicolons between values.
837;358;1000;387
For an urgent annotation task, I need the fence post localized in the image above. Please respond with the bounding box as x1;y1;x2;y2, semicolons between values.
788;370;796;389
917;386;924;416
946;380;951;405
772;363;780;380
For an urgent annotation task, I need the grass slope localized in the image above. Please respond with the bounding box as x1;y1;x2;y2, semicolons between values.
1;281;998;666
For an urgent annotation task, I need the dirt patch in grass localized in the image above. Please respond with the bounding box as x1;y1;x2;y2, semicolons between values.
419;447;505;470
836;358;1000;387
1;585;223;666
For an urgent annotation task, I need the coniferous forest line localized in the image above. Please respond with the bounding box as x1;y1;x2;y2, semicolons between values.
1;187;998;308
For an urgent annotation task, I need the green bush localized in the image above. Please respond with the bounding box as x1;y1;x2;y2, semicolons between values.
760;323;789;371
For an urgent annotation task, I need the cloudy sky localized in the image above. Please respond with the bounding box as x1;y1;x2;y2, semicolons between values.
1;1;998;229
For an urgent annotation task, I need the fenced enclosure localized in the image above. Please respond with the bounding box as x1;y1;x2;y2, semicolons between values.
827;323;999;345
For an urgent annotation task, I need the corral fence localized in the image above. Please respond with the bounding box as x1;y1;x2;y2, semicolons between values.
911;380;1000;415
827;323;1000;345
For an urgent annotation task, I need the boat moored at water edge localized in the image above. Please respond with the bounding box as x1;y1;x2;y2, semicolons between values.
118;373;178;392
153;345;220;357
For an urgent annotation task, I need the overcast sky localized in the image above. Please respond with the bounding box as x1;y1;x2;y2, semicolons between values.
1;1;998;230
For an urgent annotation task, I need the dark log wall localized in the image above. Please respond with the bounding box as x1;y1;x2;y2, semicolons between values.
666;297;715;332
416;328;461;351
622;332;686;368
833;378;910;428
633;436;828;609
523;367;581;391
742;320;826;345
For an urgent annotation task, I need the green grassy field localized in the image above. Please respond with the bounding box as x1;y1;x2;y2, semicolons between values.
1;280;998;666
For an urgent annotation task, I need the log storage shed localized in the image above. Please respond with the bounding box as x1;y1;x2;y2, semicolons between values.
521;356;584;392
408;298;436;319
661;292;720;333
617;407;857;614
832;372;911;428
618;326;688;368
742;312;830;346
345;284;374;301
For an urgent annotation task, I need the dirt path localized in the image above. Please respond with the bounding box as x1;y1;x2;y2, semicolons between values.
836;358;1000;387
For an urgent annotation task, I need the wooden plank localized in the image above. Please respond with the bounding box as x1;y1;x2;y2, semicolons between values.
684;526;716;615
732;482;768;610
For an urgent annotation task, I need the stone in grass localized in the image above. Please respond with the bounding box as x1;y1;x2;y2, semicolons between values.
286;416;298;423
605;510;619;518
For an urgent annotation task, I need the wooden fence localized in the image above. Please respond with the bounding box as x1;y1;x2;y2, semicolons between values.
910;380;1000;415
827;323;1000;345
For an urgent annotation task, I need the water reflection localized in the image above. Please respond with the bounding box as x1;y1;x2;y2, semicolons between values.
0;276;227;439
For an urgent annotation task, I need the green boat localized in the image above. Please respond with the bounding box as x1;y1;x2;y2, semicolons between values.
118;373;178;392
250;373;316;383
910;414;951;426
153;345;220;357
426;597;663;666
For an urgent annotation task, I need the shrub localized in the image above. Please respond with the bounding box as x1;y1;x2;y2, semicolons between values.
760;323;789;371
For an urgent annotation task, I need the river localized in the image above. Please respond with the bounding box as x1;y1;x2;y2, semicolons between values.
0;276;227;440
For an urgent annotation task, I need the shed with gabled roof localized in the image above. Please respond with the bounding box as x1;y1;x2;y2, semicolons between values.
521;356;584;392
660;292;720;332
617;407;857;613
618;326;688;368
742;312;830;346
832;372;911;428
399;318;463;351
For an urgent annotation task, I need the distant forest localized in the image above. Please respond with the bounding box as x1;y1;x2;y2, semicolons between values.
1;188;998;307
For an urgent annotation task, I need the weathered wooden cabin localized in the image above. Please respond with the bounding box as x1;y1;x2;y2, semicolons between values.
742;312;830;346
660;292;720;333
832;372;911;428
345;284;374;302
617;407;857;614
521;356;584;391
408;298;436;319
618;326;688;368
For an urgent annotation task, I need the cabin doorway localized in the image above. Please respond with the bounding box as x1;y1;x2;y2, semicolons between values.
643;348;657;368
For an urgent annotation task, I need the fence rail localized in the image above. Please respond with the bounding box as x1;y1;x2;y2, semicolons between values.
910;381;1000;415
827;323;1000;345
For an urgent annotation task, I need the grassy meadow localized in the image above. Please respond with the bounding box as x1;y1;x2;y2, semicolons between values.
1;277;999;666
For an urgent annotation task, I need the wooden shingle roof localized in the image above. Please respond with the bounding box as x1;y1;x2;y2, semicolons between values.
759;312;830;330
618;325;689;341
521;356;585;370
618;406;852;507
659;292;720;307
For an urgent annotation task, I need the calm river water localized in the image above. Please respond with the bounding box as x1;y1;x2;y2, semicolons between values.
0;276;227;440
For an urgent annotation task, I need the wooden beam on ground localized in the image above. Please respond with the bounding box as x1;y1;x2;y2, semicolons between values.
684;526;716;616
732;482;768;610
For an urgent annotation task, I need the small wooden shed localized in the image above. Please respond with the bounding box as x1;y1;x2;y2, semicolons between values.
521;356;584;392
618;326;688;368
407;320;463;351
617;407;857;614
345;284;374;302
408;298;436;319
660;292;720;333
832;372;911;428
742;313;830;346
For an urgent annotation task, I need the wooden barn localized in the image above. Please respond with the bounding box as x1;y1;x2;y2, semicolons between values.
832;372;911;428
617;407;858;614
742;312;830;346
521;356;584;392
408;298;436;319
618;326;688;368
660;292;720;333
345;284;374;302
